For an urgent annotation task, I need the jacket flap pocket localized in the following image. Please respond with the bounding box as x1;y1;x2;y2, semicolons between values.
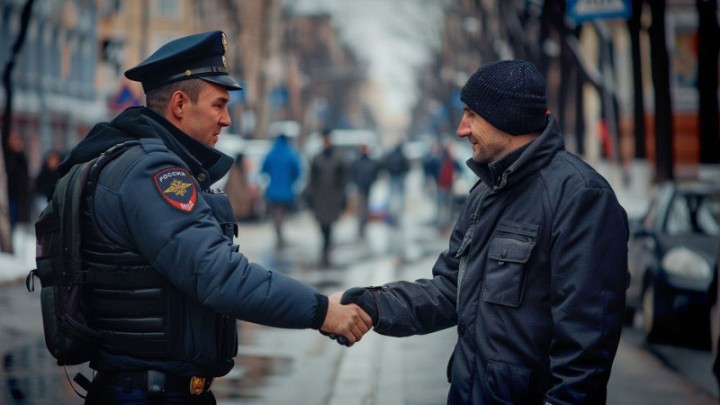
487;238;534;263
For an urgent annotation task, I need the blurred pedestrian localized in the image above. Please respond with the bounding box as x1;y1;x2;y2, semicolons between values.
435;143;460;233
261;131;303;249
382;141;410;226
340;60;629;404
351;143;381;239
307;129;350;267
50;31;370;404
224;152;256;221
33;149;64;213
421;141;441;195
3;130;31;230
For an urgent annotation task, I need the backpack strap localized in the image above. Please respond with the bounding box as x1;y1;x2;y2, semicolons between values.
85;138;166;195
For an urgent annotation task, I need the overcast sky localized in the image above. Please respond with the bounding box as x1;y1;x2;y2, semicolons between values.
287;0;447;118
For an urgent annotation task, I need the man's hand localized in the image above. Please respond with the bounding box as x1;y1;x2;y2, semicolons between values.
321;292;373;347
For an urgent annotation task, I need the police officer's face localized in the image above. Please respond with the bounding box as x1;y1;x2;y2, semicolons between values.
179;82;232;147
457;106;511;164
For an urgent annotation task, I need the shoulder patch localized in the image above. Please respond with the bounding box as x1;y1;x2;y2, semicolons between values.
153;168;197;213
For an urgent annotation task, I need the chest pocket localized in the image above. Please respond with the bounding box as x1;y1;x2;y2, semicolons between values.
482;221;538;307
203;191;238;242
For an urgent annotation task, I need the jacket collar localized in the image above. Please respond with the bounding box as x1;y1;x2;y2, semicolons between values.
142;108;233;188
467;115;565;191
60;107;233;188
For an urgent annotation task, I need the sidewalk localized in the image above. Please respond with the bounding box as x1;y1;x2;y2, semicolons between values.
329;254;453;405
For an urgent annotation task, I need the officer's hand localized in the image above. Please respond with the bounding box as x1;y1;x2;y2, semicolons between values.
321;292;373;347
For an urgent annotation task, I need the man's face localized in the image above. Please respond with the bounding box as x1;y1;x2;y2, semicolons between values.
177;82;231;147
456;106;511;164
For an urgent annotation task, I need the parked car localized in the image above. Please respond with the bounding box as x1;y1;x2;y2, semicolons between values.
626;180;720;348
710;249;720;389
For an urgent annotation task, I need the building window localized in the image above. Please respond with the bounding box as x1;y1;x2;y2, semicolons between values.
153;0;179;19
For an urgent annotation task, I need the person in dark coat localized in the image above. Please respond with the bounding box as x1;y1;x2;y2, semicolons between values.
33;149;63;211
340;60;629;404
351;143;380;239
4;130;31;229
307;129;350;266
55;31;371;404
382;142;409;226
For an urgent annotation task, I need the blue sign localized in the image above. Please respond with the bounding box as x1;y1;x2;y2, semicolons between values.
567;0;632;24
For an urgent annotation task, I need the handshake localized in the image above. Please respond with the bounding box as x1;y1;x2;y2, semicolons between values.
320;290;374;347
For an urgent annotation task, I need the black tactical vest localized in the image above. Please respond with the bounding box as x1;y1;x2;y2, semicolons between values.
80;143;238;362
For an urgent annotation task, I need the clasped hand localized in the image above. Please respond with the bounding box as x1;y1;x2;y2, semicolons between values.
320;292;372;347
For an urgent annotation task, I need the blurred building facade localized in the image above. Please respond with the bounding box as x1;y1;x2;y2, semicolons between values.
1;0;375;178
3;0;715;181
409;0;718;172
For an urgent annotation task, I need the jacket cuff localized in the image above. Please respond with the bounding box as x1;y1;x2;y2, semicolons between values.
311;293;329;330
341;287;379;326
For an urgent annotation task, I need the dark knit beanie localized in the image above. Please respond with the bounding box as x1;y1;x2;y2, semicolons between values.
460;60;548;135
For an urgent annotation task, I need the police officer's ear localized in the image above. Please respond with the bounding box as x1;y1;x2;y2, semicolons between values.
168;90;190;119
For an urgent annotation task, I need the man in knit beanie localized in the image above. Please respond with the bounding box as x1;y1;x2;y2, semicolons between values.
340;59;629;403
458;59;550;165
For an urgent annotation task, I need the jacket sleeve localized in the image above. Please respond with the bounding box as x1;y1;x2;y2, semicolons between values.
363;201;470;337
101;150;327;329
546;186;628;404
368;249;459;336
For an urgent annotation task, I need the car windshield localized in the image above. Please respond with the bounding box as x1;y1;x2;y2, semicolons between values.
666;192;720;236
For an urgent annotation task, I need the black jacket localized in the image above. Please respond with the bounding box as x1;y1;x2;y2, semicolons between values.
361;117;628;404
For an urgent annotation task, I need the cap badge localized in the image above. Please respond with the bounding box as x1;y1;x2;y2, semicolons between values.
153;168;197;213
221;33;228;53
185;69;192;77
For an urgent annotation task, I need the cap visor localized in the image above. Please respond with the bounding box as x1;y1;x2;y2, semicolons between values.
201;75;243;90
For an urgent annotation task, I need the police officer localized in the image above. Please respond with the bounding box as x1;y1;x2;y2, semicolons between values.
57;31;371;404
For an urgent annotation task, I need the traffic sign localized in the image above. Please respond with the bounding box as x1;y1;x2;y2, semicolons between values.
566;0;632;23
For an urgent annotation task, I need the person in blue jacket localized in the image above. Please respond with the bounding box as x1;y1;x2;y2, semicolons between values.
341;60;629;404
261;132;303;249
57;31;371;404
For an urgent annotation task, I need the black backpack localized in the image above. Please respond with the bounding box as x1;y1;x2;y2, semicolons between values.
26;141;140;367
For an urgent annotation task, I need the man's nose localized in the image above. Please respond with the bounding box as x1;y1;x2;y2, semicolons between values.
220;108;231;127
456;116;470;138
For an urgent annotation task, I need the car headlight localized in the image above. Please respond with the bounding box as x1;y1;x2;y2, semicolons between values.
661;247;712;279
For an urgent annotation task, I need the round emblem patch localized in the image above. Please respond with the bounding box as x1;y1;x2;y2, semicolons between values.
153;168;197;213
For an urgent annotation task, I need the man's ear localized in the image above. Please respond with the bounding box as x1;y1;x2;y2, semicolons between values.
168;90;188;119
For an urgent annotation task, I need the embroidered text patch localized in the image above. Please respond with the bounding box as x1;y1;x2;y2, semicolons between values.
153;168;197;213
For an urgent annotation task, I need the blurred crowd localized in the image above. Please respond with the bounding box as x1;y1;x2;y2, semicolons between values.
3;123;467;268
218;126;469;267
3;130;64;232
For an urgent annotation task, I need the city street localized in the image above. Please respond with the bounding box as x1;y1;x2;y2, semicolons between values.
1;168;719;404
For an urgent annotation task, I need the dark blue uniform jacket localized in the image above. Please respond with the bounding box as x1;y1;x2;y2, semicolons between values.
60;107;327;377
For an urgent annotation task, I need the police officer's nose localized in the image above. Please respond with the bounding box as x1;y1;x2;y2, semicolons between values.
219;109;231;127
